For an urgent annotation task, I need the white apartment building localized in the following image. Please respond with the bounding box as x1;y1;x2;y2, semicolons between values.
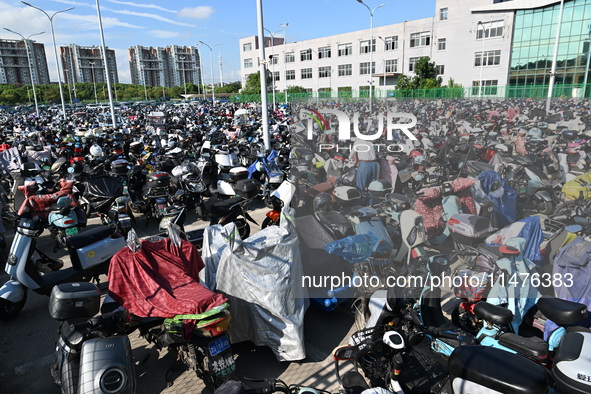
239;0;514;96
0;38;50;85
60;45;119;85
128;45;202;89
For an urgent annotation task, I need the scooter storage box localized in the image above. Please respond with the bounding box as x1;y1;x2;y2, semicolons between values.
233;179;260;199
146;172;171;188
78;336;135;394
333;186;362;207
448;346;549;394
49;282;100;320
230;167;249;182
553;331;591;394
67;229;127;271
447;213;491;246
110;159;129;175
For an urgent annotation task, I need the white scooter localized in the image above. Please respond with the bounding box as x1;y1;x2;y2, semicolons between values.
0;219;126;321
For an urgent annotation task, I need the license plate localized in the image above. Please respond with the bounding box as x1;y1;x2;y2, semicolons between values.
65;227;78;236
208;335;230;357
157;203;167;212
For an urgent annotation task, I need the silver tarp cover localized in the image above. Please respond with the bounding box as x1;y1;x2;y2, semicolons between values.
202;207;308;361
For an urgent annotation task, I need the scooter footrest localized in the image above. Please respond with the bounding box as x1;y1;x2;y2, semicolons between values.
498;333;549;362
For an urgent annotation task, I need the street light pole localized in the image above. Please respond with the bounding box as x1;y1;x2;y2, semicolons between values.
95;0;117;128
356;0;385;113
198;41;221;104
219;53;224;87
89;61;98;104
583;24;591;98
22;2;73;119
4;28;43;117
478;21;486;98
280;23;289;105
255;0;270;150
264;27;285;112
547;0;565;114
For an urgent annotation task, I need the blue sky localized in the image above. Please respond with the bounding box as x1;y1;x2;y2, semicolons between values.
0;0;436;83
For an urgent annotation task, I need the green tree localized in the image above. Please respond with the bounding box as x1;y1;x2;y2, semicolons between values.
395;56;443;91
286;85;308;93
216;81;241;94
241;71;271;95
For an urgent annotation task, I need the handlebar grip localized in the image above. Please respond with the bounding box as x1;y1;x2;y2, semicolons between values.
408;308;424;328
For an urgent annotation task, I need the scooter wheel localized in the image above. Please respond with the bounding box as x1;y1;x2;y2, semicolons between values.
263;193;274;209
0;291;27;321
352;297;370;331
537;200;554;216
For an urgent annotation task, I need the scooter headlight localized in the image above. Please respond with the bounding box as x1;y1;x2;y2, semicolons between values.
100;367;127;393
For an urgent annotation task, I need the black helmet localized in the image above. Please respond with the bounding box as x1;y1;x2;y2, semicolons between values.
313;192;333;213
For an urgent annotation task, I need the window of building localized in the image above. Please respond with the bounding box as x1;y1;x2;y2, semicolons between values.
440;8;448;21
410;31;431;48
409;57;420;72
338;43;353;56
269;54;278;65
273;71;280;81
286;70;295;80
385;59;398;73
384;36;398;51
318;46;331;59
244;58;253;68
475;50;501;66
472;80;498;95
438;38;446;51
318;66;332;78
476;20;504;39
338;64;352;76
360;39;376;54
435;65;445;75
243;42;252;51
300;49;312;61
360;61;376;75
285;52;295;63
301;68;312;79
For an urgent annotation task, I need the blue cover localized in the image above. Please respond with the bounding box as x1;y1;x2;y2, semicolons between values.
516;216;544;266
323;233;378;264
477;170;517;227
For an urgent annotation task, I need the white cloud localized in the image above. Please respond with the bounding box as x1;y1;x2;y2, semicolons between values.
105;8;196;27
106;0;176;14
177;6;214;19
149;30;181;39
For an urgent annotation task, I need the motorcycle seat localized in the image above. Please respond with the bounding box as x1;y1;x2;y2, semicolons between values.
473;301;514;326
497;332;549;362
66;226;116;250
513;155;535;166
467;160;494;173
315;210;354;238
537;297;588;326
340;371;369;394
448;346;550;394
207;196;244;217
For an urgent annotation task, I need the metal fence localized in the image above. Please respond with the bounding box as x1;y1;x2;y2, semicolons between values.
230;84;591;103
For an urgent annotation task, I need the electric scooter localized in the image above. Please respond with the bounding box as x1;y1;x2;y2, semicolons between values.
0;219;126;321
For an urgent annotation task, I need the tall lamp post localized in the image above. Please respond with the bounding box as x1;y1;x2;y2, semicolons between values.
583;24;591;98
22;2;73;119
89;61;98;104
355;0;385;112
264;27;285;112
4;28;43;117
198;41;221;104
547;0;565;113
280;23;289;105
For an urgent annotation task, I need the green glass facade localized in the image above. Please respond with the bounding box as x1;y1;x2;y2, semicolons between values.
510;0;591;90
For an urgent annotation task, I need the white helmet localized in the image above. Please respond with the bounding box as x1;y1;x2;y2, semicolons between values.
90;144;103;157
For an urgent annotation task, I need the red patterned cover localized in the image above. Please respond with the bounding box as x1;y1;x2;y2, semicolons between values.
450;178;477;215
413;186;443;240
17;179;79;219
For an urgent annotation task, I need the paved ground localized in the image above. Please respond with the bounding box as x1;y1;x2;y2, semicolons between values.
0;201;362;394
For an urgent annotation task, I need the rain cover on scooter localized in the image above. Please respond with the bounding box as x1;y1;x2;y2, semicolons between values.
562;171;591;200
545;236;591;340
201;207;307;361
83;175;125;213
477;170;517;227
323;233;379;263
485;216;544;266
17;179;79;220
487;237;541;332
413;186;444;240
108;238;227;322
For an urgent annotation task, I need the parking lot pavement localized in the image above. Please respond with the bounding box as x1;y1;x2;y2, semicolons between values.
0;202;358;394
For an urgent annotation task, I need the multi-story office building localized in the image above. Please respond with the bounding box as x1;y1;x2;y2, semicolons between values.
0;38;50;85
239;0;591;97
128;45;202;88
60;45;119;85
